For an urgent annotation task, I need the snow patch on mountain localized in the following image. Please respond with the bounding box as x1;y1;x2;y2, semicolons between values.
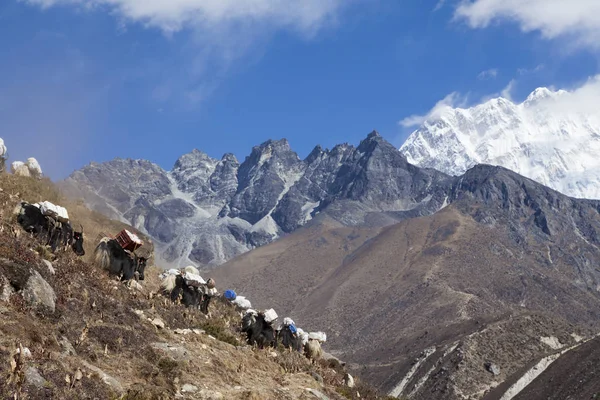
400;86;600;199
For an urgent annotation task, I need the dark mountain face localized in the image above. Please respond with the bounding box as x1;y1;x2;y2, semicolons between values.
59;131;453;268
212;163;600;399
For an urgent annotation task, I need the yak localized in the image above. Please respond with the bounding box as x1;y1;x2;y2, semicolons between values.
241;312;276;349
94;237;147;281
277;325;302;352
170;275;202;308
15;202;85;256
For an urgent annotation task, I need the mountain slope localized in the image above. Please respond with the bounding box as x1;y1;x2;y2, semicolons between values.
400;87;600;199
212;164;600;399
60;132;451;268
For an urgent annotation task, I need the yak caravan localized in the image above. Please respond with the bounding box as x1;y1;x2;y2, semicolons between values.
159;269;328;363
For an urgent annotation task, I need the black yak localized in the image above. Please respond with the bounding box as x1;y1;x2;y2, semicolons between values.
241;312;276;349
15;202;85;256
94;237;147;281
277;325;302;352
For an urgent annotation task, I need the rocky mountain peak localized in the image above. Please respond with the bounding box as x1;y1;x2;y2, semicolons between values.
173;149;217;171
400;86;600;199
220;153;238;163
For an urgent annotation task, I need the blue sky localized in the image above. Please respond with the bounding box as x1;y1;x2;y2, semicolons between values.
1;0;599;179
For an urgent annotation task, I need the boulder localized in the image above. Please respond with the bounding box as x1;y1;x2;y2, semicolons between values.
485;362;500;376
21;270;56;312
181;384;198;393
25;367;47;389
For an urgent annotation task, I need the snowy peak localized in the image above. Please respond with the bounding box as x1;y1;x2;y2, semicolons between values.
400;86;600;199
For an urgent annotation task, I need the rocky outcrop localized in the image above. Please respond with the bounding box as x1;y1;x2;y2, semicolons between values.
22;270;56;312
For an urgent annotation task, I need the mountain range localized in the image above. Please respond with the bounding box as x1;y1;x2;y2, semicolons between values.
60;131;451;268
400;87;600;200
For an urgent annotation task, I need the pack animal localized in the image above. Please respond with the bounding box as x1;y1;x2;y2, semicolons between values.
241;312;276;349
278;324;302;352
94;237;147;281
169;275;202;308
14;202;85;256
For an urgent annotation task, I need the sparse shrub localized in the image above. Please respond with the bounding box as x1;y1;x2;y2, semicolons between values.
200;320;239;346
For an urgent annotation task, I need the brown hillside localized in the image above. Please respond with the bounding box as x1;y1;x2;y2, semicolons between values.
214;204;600;398
0;174;393;400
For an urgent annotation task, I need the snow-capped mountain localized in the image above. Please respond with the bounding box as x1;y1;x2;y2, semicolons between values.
400;87;600;199
60;132;451;268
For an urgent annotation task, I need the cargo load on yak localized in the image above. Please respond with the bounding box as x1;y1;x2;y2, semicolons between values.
183;272;206;287
263;308;278;324
38;201;69;222
115;229;143;252
308;331;327;342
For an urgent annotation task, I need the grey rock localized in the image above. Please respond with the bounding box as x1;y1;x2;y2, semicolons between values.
25;367;47;388
181;383;198;393
41;259;55;275
484;362;500;376
81;360;124;393
60;336;77;356
150;342;190;361
311;371;324;384
21;270;56;312
0;274;14;302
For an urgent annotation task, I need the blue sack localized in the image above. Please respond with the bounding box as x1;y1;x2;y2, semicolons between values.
224;289;237;300
289;324;297;334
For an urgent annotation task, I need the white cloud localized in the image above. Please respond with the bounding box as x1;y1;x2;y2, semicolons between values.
399;75;600;131
500;79;516;100
477;68;498;80
21;0;348;34
517;64;545;75
399;92;468;128
433;0;446;12
455;0;600;49
541;75;600;116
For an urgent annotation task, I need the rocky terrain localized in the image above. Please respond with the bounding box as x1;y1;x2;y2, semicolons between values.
400;87;600;200
0;173;389;400
213;164;600;399
60;132;451;268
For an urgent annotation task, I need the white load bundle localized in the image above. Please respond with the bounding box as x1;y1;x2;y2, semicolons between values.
11;161;29;177
39;201;69;222
309;331;327;343
263;308;278;323
26;158;42;179
297;328;309;346
159;268;181;280
232;296;252;309
283;317;295;326
0;138;7;158
183;272;206;287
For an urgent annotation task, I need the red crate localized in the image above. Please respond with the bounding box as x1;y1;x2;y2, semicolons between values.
115;229;143;252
